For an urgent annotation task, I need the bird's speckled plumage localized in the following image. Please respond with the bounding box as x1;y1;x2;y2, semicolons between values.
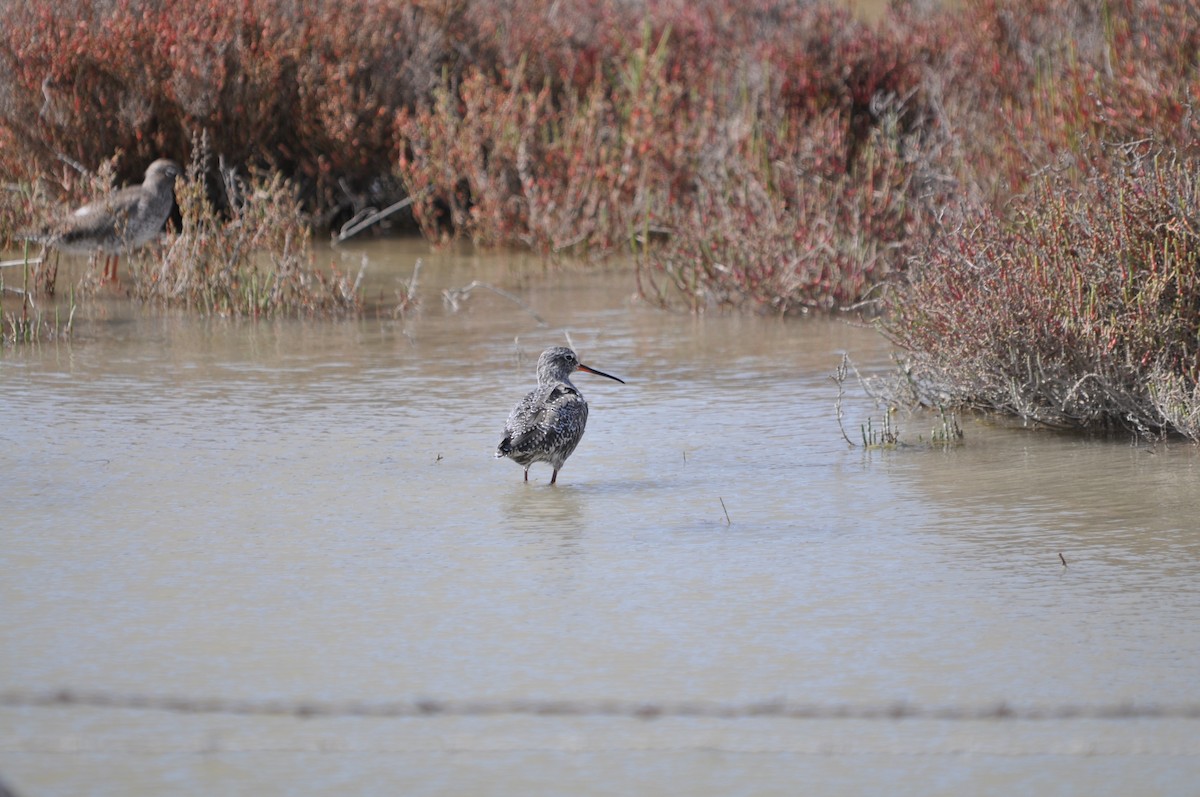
496;346;625;485
27;159;182;281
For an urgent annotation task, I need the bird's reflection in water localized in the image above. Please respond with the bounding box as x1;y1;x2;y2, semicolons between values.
502;483;586;559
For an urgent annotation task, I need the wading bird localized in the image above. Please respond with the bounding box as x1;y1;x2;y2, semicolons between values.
26;159;182;282
496;346;625;485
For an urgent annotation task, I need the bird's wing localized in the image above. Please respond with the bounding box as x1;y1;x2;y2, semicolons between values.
73;184;145;218
57;188;142;243
499;383;579;454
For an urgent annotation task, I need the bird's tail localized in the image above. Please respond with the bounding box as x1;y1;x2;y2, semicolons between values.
14;228;51;245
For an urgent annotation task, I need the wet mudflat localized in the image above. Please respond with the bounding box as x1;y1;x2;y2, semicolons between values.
2;241;1199;795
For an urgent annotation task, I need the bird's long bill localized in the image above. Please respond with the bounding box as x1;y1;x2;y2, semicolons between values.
577;363;626;384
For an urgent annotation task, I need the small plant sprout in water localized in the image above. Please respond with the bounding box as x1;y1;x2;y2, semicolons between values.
1;250;77;345
927;408;964;446
861;408;901;449
393;258;422;318
832;354;964;450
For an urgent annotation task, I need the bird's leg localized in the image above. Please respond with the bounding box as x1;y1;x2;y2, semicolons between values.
37;250;59;297
550;469;558;486
523;468;529;482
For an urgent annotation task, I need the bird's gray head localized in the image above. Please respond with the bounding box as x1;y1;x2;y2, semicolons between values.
537;347;581;384
145;159;183;186
535;346;625;386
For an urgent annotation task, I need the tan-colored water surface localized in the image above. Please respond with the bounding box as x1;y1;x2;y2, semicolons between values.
2;241;1199;795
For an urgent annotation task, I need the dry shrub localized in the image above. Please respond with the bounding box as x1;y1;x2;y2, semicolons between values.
632;4;941;313
884;145;1200;439
395;67;532;245
396;21;691;251
638;96;937;313
894;0;1200;206
398;1;940;312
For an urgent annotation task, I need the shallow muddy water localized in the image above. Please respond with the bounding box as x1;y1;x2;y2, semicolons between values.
2;241;1199;796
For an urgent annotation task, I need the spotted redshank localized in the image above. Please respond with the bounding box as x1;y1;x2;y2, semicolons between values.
28;158;182;282
496;346;625;485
